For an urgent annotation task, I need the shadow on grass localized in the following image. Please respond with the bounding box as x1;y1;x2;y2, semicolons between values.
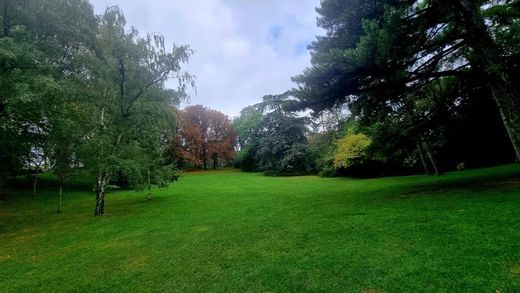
396;168;520;199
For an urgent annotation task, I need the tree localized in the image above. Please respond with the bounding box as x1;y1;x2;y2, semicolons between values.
45;83;91;213
233;105;263;171
0;2;193;214
334;131;371;169
131;99;180;201
175;105;236;169
207;109;236;168
234;93;313;175
0;0;97;189
292;0;520;164
80;6;193;215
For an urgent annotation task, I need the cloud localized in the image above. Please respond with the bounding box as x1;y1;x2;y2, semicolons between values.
222;38;251;57
89;0;322;117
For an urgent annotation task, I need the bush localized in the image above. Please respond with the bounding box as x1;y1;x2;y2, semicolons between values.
334;132;371;168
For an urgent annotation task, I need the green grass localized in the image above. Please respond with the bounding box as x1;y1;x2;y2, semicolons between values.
1;165;520;292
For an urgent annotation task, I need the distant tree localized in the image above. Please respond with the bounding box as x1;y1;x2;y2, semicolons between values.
175;105;235;169
207;109;236;168
175;106;204;167
234;93;313;175
233;105;263;171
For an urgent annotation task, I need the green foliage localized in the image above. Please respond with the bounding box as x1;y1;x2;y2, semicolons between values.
292;0;520;168
79;6;193;211
234;93;313;175
0;3;193;212
0;0;97;186
233;106;264;171
307;130;337;177
333;130;371;168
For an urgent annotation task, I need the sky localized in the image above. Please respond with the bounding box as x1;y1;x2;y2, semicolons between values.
89;0;323;117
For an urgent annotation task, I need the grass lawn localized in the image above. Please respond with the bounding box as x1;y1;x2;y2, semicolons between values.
1;165;520;292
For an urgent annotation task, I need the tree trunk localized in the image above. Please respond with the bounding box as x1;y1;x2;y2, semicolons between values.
32;170;38;196
147;168;152;201
94;171;109;216
490;89;520;162
424;145;440;175
456;0;520;161
57;175;63;214
201;143;208;170
420;136;440;175
416;142;430;175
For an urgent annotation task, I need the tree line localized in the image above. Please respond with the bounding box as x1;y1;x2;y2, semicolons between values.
233;0;519;177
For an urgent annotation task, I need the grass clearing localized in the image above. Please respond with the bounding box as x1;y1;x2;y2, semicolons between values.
1;165;520;291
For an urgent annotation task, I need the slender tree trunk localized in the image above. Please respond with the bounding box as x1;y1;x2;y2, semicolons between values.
202;145;208;170
416;142;430;175
57;175;63;214
32;169;38;196
425;146;439;175
419;134;440;175
490;87;520;161
456;0;520;161
422;141;439;175
95;170;109;216
118;58;126;117
147;168;152;201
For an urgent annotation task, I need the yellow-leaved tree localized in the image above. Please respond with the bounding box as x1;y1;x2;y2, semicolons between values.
333;131;371;168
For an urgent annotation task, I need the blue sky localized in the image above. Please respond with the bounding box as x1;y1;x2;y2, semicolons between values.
89;0;322;117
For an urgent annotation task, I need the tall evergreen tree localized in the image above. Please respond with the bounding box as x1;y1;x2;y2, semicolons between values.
292;0;520;162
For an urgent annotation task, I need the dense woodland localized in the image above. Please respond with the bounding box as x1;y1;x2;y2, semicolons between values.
1;0;519;215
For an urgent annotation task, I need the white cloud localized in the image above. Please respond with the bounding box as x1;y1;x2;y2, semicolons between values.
89;0;322;117
222;38;251;57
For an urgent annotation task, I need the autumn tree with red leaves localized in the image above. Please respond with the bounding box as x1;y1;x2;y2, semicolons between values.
175;105;236;169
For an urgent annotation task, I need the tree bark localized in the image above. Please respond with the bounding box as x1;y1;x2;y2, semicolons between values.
420;135;440;175
202;147;208;170
32;170;38;196
424;145;440;175
147;168;152;201
416;142;430;175
455;0;520;161
94;171;109;216
57;175;63;214
213;154;218;169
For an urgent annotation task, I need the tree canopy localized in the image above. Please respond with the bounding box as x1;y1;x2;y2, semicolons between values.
0;2;193;215
174;105;236;169
291;0;520;166
234;93;313;175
